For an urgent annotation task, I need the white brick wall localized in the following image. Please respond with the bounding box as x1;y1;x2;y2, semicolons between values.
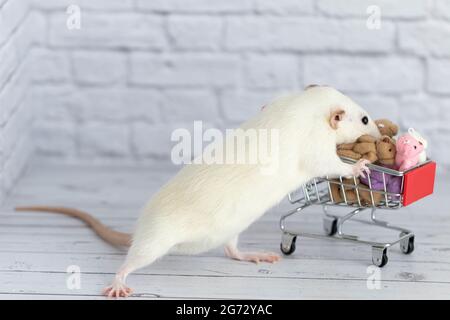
129;53;240;87
2;0;450;190
317;0;428;18
25;0;450;172
72;51;127;85
0;0;37;203
303;56;423;93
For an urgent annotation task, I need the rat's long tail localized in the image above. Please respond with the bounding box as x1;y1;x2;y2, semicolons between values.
15;206;131;247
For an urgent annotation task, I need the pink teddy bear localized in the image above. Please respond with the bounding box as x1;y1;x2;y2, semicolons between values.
395;131;425;171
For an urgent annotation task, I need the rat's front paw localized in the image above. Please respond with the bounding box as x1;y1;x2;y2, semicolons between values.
353;159;371;178
103;284;133;298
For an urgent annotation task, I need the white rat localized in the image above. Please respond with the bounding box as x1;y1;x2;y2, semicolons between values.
16;86;381;297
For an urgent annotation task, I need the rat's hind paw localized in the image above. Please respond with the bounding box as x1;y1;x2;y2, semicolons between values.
232;251;282;264
353;159;371;178
103;283;133;298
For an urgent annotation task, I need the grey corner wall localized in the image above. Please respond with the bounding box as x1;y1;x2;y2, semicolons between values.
0;0;40;203
1;0;449;202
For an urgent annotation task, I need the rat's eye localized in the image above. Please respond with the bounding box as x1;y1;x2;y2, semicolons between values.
361;116;369;125
414;146;417;149
389;148;392;152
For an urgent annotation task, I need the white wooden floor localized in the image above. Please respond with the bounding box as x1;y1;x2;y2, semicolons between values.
1;163;449;299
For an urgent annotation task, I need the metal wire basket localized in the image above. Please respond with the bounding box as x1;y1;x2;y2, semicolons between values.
279;158;436;267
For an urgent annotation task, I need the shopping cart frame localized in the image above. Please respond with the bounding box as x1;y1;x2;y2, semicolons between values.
279;158;436;267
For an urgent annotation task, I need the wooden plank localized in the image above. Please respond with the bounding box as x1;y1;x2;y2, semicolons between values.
0;293;162;300
1;271;449;299
1;164;448;299
1;218;450;264
1;252;450;283
2;212;450;235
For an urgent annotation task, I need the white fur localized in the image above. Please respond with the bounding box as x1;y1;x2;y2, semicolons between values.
129;87;380;257
107;86;382;294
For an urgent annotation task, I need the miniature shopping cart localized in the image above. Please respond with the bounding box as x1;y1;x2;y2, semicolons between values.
279;158;436;267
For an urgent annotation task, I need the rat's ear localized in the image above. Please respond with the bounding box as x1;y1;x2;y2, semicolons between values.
329;109;345;130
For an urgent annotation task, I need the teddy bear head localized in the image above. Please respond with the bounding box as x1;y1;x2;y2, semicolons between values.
375;119;398;138
336;119;399;165
376;136;396;166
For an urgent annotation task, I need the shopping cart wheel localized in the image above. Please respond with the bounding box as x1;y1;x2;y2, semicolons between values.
399;233;415;255
323;216;338;236
372;247;388;267
280;233;297;255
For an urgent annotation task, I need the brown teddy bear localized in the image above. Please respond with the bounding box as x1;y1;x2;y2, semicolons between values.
330;178;359;204
331;119;398;206
336;118;398;164
337;135;378;162
329;178;384;205
375;136;396;166
375;118;398;138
